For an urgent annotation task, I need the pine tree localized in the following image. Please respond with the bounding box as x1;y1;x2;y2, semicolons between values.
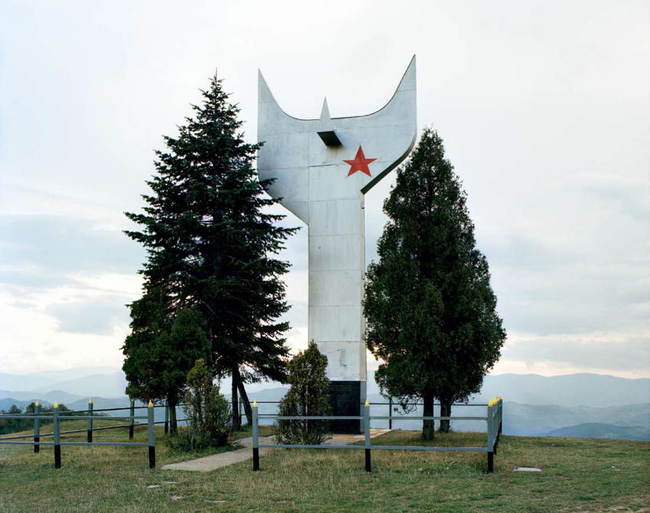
363;128;506;439
124;73;296;428
275;341;331;445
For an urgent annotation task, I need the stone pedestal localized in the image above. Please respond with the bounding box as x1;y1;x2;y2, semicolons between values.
328;381;366;434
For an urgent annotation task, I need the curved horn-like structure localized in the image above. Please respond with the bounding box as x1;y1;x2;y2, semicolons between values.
258;56;416;221
257;58;417;431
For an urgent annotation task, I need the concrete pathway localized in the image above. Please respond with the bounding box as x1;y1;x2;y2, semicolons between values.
161;436;272;472
162;429;390;473
323;429;389;446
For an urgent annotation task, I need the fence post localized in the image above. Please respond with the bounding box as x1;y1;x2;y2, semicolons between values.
53;402;61;469
364;400;371;472
252;401;260;471
495;403;499;456
492;402;498;456
164;402;169;435
129;399;135;440
87;399;94;443
388;397;393;430
494;399;502;454
487;397;498;473
499;400;503;434
33;401;41;453
147;400;155;469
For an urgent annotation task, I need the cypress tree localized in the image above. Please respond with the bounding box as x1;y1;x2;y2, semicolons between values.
363;128;506;439
124;73;296;428
275;341;331;445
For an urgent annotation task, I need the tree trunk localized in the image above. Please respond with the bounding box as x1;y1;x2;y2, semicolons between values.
231;367;241;431
422;391;435;440
234;368;253;426
168;397;178;434
439;397;452;433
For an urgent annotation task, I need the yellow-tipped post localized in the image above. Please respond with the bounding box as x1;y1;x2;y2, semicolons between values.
252;401;260;471
487;396;503;472
87;399;94;443
33;401;41;453
147;400;155;468
53;402;61;468
364;399;372;472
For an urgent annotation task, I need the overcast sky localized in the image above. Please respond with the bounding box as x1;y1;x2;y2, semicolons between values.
1;0;648;378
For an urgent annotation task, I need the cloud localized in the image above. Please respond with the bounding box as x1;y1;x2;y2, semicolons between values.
499;331;650;375
0;0;648;378
47;299;129;336
0;215;144;282
0;274;139;373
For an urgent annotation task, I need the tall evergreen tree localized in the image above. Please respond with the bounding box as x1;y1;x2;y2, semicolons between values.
124;73;296;428
364;128;506;439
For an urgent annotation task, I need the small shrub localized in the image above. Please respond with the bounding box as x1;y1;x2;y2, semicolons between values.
275;341;331;445
168;359;230;451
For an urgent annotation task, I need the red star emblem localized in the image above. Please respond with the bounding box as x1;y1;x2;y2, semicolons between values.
343;146;376;177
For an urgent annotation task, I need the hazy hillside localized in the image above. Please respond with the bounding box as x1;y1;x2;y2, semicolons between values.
232;388;650;440
0;389;84;404
0;398;32;411
546;423;650;440
0;367;118;392
2;370;649;440
41;373;128;398
366;371;650;408
501;401;650;436
3;368;647;408
473;373;650;407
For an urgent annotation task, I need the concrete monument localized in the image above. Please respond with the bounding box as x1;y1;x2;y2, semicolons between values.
258;57;417;431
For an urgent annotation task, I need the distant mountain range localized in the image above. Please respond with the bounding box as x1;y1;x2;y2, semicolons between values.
2;368;648;407
546;423;650;441
467;373;650;408
0;368;127;399
1;368;648;440
0;367;119;391
500;401;649;438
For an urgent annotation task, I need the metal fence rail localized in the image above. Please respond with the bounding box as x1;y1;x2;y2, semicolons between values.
0;400;189;444
242;398;490;430
0;401;158;469
251;397;503;473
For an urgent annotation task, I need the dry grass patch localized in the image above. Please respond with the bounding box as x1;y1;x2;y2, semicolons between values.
0;423;648;513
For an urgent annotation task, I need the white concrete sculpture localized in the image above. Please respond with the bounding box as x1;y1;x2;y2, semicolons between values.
257;57;417;428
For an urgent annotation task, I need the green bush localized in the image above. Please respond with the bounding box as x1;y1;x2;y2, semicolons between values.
275;341;331;445
168;359;230;451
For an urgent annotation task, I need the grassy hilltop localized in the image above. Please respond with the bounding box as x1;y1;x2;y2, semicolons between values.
0;421;648;513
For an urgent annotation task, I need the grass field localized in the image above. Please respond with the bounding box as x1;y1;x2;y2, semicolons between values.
0;420;648;513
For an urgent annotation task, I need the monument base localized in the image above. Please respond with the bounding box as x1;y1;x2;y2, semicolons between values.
328;380;367;434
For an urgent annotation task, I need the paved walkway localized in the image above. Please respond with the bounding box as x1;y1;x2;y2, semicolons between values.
162;429;390;473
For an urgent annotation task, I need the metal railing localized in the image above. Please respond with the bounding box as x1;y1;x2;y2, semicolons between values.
0;402;158;469
240;398;490;430
0;400;189;444
251;397;503;473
